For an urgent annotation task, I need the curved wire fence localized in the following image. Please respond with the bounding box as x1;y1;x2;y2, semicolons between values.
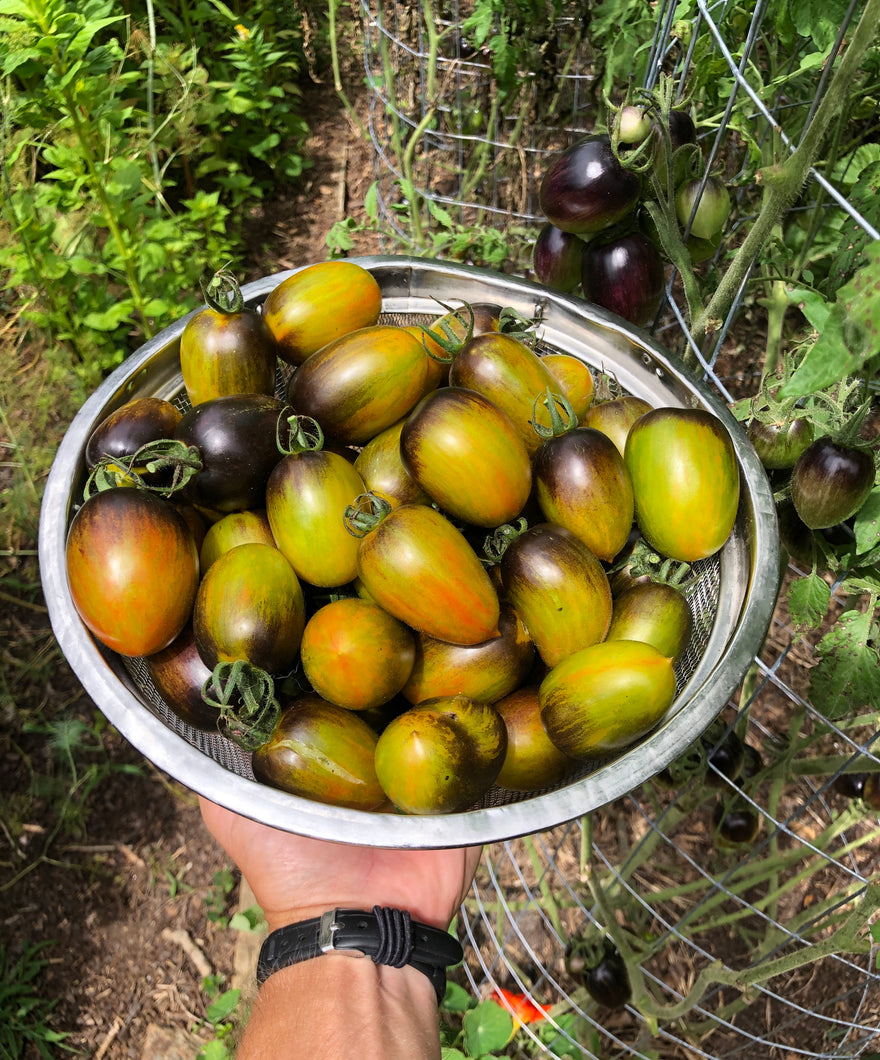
361;1;880;1056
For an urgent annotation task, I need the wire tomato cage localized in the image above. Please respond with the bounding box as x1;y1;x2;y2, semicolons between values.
359;2;880;1057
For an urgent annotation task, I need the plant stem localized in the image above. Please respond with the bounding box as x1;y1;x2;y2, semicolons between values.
690;0;880;353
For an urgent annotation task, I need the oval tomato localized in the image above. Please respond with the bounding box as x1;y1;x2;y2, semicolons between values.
494;686;574;792
193;541;305;673
747;416;814;471
144;622;219;731
288;324;428;444
180;283;278;406
253;695;385;810
499;522;612;668
66;487;199;657
448;332;562;453
261;260;383;366
790;437;875;530
539;134;641;235
85;397;182;471
401;607;535;706
400;387;532;527
353;419;430;509
374;695;507;814
540;639;676;759
299;598;416;711
199;509;275;572
605;581;693;662
354;502;500;646
624;407;740;562
174;393;288;513
533;426;635;563
675;176;732;240
266;448;366;588
533;222;584;292
581;395;653;457
581;231;665;327
539;354;595;421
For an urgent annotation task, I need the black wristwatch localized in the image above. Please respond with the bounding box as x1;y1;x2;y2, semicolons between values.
256;906;464;1004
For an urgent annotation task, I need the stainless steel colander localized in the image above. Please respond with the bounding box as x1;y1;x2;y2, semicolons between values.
38;256;779;848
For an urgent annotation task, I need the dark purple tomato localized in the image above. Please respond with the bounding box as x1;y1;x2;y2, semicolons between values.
675;177;732;240
533;222;584;291
144;622;219;731
66;487;199;658
776;497;816;566
652;109;698;188
713;798;761;847
539;134;641;236
790;437;875;530
499;522;612;669
704;729;745;788
581;231;665;326
832;771;867;799
533;426;635;563
174;393;288;512
584;943;631;1009
747;417;815;470
85;397;183;471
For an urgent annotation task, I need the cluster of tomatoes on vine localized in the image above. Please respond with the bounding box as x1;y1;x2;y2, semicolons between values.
531;91;731;327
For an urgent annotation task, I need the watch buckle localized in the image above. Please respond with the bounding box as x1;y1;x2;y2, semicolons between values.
319;909;366;958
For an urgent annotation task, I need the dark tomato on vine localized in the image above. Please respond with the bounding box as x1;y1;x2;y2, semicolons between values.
288;324;428;445
703;728;746;788
675;177;732;240
174;393;288;513
261;260;383;366
790;437;875;530
400;386;532;527
833;771;867;800
533;222;584;292
652;109;698;188
85;397;182;471
66;487;199;658
747;416;815;470
583;942;631;1010
581;231;665;327
775;497;816;567
539;134;641;236
624;407;740;562
533;426;635;563
713;798;761;848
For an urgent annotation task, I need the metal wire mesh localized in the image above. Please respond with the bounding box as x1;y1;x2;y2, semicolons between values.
357;2;880;1056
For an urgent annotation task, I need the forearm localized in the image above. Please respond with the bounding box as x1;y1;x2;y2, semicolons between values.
238;952;443;1059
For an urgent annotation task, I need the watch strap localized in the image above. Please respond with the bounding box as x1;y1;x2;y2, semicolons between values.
256;907;464;1004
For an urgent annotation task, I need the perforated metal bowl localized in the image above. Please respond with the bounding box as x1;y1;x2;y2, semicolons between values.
39;256;779;848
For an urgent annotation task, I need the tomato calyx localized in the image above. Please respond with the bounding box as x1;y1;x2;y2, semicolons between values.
496;305;543;346
608;535;696;591
343;491;393;539
529;388;578;441
84;439;203;499
201;264;245;316
419;299;477;364
482;516;530;565
277;412;325;456
201;659;281;751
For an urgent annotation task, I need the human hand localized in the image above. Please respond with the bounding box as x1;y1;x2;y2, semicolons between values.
199;797;483;934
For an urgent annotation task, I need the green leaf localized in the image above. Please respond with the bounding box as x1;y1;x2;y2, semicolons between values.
229;906;265;933
205;988;241;1024
440;1050;468;1060
787;573;831;629
82;300;134;331
441;980;473;1013
463;1001;513;1056
809;609;880;718
854;487;880;555
197;1041;230;1060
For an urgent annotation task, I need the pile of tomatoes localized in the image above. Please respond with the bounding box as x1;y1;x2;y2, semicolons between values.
533;105;732;326
65;260;742;817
